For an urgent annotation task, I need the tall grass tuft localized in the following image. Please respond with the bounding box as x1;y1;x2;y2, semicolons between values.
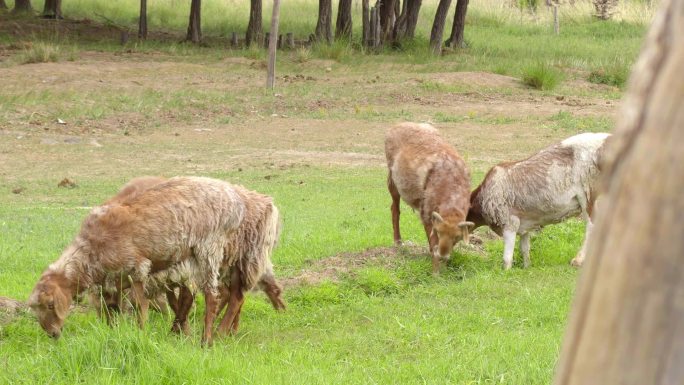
312;40;353;62
522;62;564;91
588;63;630;88
17;42;61;64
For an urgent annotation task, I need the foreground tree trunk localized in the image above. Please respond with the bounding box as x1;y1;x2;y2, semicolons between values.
246;0;263;47
553;0;684;383
139;0;148;39
429;0;452;54
315;0;333;44
186;0;202;43
13;0;32;13
335;0;353;40
446;0;468;48
42;0;62;18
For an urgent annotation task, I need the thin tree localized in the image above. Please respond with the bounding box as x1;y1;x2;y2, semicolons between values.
315;0;333;44
446;0;468;48
394;0;422;40
246;0;263;46
186;0;202;43
429;0;452;55
42;0;62;19
335;0;353;40
12;0;32;13
553;0;684;383
139;0;148;40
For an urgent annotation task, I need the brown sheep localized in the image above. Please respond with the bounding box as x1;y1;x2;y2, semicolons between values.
28;176;245;345
157;185;286;336
385;122;473;274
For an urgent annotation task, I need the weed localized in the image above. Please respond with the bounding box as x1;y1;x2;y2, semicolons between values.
522;62;564;90
17;42;61;64
588;63;630;88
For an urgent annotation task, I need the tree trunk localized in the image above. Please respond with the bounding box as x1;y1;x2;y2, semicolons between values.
396;0;422;39
139;0;148;40
429;0;452;55
315;0;333;44
446;0;468;48
362;0;370;46
246;0;263;47
186;0;202;43
379;0;396;41
0;0;7;10
553;0;684;384
335;0;353;40
266;0;282;89
593;0;618;20
42;0;62;18
12;0;32;13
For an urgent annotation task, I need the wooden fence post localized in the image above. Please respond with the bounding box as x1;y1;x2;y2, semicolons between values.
266;0;282;89
553;0;684;383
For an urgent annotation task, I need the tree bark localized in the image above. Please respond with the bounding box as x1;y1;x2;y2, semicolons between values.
429;0;452;55
139;0;148;40
315;0;333;44
447;0;468;48
246;0;263;47
593;0;618;20
362;0;370;46
266;0;282;89
12;0;32;13
42;0;62;18
335;0;353;40
553;0;684;384
0;0;7;10
186;0;202;43
394;0;422;40
379;0;396;41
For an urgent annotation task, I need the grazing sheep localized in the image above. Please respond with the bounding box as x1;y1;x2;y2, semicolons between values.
89;176;167;323
28;176;245;345
385;122;473;274
164;185;286;336
467;132;611;269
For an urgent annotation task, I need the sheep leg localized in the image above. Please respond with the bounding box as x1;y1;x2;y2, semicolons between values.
423;222;442;275
129;281;149;328
572;219;594;267
520;232;531;268
502;229;517;270
571;194;592;267
166;288;179;315
259;274;286;310
217;269;245;335
388;172;403;245
200;287;219;347
171;287;194;335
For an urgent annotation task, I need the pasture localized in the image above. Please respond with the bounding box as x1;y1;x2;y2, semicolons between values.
0;0;653;383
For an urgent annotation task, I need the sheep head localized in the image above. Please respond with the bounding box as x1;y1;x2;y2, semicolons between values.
431;211;474;259
28;272;74;339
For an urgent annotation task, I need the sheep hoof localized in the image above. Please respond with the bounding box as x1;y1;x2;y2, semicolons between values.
570;258;583;267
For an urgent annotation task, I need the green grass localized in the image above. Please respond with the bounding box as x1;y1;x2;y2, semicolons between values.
588;63;630;88
1;166;585;384
522;62;564;90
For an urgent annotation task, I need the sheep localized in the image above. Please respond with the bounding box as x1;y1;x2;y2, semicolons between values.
159;185;286;336
385;122;474;274
88;176;167;323
28;176;245;345
466;132;611;269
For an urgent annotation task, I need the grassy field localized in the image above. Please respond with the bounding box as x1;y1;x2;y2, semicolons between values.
0;0;654;384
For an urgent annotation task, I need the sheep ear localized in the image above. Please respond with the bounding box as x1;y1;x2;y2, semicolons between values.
458;221;475;244
53;291;69;320
431;212;444;224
